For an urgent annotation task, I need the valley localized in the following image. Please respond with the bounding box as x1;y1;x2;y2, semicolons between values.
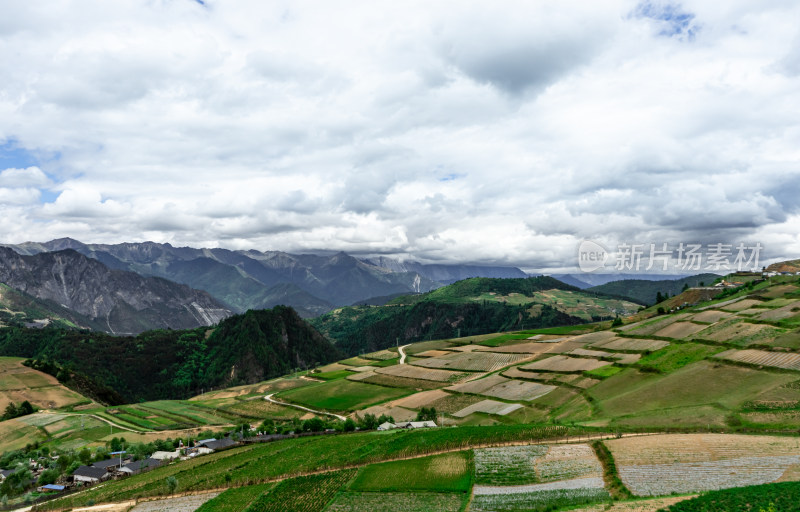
1;269;799;511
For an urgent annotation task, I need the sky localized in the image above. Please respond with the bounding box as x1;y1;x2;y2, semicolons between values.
1;0;800;273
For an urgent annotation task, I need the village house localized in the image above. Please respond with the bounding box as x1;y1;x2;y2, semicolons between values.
73;465;111;484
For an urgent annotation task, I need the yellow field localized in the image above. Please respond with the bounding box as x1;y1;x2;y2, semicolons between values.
0;357;89;410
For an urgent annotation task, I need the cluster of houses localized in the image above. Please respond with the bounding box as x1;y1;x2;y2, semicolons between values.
0;437;240;497
377;420;437;431
72;438;238;486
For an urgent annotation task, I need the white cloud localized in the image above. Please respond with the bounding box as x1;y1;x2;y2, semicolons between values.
0;0;799;271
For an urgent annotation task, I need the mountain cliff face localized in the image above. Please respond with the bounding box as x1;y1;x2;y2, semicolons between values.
0;247;231;334
6;239;529;317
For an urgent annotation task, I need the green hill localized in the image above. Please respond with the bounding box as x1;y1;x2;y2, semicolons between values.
587;273;719;305
0;306;341;402
312;276;640;353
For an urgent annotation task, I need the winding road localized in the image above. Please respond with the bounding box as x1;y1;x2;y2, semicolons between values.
265;393;347;421
398;344;410;364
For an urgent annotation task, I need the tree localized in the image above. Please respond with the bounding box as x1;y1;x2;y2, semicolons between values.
358;414;379;430
655;292;664;304
166;476;178;494
343;418;356;432
682;283;689;292
611;316;623;327
416;407;437;422
78;447;92;465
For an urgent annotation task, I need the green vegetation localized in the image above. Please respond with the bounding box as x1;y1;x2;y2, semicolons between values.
470;488;611;512
245;470;355;512
41;424;576;509
349;452;472;492
587;274;718;305
0;307;341;402
664;481;800;512
585;366;623;379
328;492;466;512
277;379;411;412
636;343;725;373
196;484;276;512
312;300;584;355
592;440;632;500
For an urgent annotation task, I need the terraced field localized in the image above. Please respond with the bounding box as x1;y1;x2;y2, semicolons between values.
521;355;612;373
714;348;800;370
0;357;90;411
607;434;800;496
375;364;467;382
411;351;534;372
589;337;669;352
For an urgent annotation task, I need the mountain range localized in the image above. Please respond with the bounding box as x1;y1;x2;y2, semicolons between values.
3;239;529;320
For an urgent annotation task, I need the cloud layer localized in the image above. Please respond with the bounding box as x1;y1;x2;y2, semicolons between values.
1;0;799;271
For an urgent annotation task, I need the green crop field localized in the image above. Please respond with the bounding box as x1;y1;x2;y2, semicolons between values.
588;361;796;422
585;366;623;378
664;481;800;512
636;343;725;373
196;483;275;512
41;424;576;509
327;491;466;512
244;470;355;512
349;451;472;492
276;379;412;411
470;488;611;512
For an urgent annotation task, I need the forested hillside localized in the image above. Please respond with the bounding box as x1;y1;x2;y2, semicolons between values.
0;306;340;402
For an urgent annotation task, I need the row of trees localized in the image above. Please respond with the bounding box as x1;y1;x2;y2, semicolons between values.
1;401;35;421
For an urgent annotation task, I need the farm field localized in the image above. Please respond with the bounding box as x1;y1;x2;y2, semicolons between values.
0;357;90;411
570;495;696;512
196;484;275;512
606;434;800;496
688;309;733;323
130;493;220;512
619;314;691;336
635;343;724;373
245;469;355;512
652;321;707;339
453;399;522;417
327;492;466;512
475;342;556;354
720;298;764;311
695;318;786;345
589;337;669;352
375;363;467;382
588;361;796;420
358;373;445;390
714;348;800;370
521;355;612;372
362;349;397;360
277;379;412;411
190;376;313;401
411;351;534;372
349;451;472;492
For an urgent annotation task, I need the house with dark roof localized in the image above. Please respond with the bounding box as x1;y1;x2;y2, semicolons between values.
93;458;126;471
73;465;110;484
198;438;236;451
119;458;161;476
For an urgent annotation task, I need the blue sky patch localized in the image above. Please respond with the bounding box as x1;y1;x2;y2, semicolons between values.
0;140;38;170
634;1;699;40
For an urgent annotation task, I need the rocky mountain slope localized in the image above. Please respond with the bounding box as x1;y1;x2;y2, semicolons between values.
6;239;529;317
0;247;231;335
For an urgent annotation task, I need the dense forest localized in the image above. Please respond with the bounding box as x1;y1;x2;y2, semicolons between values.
0;306;341;402
313;301;584;354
